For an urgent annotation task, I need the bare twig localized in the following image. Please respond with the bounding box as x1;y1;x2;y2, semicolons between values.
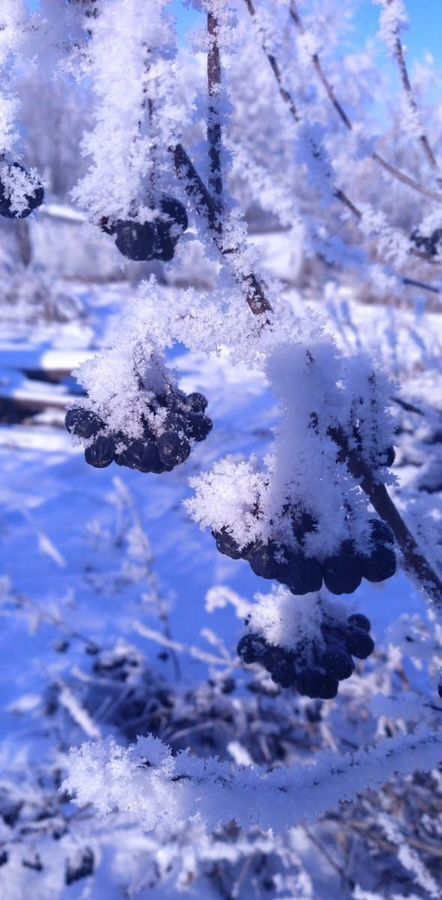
402;277;441;295
302;825;354;890
348;819;442;859
289;0;442;202
134;620;237;669
243;0;442;278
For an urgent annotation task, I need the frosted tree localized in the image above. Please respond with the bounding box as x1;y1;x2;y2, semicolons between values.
1;0;441;851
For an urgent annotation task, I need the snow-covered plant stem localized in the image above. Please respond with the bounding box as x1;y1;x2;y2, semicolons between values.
64;726;442;834
242;0;362;220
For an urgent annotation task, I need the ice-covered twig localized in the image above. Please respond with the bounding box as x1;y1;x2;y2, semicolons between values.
289;0;442;202
64;726;442;833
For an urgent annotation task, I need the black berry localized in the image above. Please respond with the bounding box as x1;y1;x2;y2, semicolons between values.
347;613;371;631
115;220;156;261
116;439;162;473
361;545;396;583
317;675;339;699
248;542;281;579
346;628;375;659
323;552;362;595
237;633;267;664
271;656;297;688
187;414;213;442
187;392;208;413
212;527;242;560
157;431;191;467
65;407;103;439
322;649;354;680
84;436;115;468
296;667;325;699
0;163;44;219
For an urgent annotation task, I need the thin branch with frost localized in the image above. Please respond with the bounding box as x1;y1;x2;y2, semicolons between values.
63;726;442;833
381;0;442;185
174;143;273;318
242;0;440;276
207;8;223;210
1;586;100;654
289;0;442;202
242;0;361;220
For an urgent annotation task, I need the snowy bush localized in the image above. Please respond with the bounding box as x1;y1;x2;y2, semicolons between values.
0;1;441;897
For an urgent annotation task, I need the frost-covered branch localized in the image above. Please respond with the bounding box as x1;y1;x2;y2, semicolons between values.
243;0;362;220
380;0;442;185
173;143;273;318
289;0;442;204
64;726;442;833
242;0;442;276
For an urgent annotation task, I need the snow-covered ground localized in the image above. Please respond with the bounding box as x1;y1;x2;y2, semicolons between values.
0;237;440;898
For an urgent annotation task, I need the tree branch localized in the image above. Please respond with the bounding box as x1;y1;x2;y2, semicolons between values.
289;0;442;202
243;0;362;220
65;726;442;833
173;143;273;318
386;0;442;185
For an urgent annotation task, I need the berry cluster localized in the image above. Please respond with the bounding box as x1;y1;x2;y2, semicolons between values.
100;195;188;262
65;388;212;473
213;517;396;595
0;163;44;219
237;613;374;699
410;227;442;257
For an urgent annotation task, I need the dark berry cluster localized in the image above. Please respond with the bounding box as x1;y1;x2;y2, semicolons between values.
237;613;374;699
100;195;188;262
65;388;212;473
213;517;396;595
0;163;44;219
410;227;442;257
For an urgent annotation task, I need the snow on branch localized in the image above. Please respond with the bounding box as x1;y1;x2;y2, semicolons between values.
64;726;442;834
72;0;177;222
0;0;27;156
376;0;442;184
289;0;442;203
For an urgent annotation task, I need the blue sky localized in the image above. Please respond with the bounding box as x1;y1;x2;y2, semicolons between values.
354;1;442;59
27;1;442;60
175;1;442;60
